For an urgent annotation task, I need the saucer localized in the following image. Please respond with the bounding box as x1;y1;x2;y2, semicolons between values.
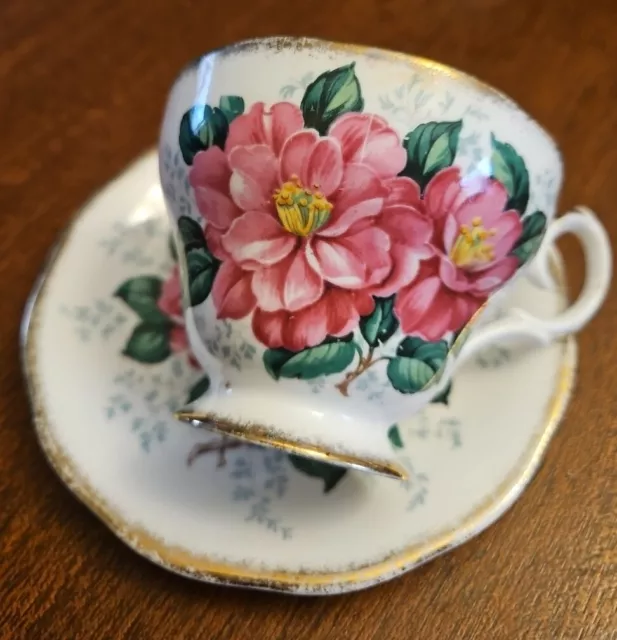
22;152;577;595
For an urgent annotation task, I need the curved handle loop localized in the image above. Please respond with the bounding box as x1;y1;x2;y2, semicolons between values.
456;206;612;366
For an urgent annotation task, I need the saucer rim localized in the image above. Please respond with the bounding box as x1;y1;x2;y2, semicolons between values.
20;151;578;595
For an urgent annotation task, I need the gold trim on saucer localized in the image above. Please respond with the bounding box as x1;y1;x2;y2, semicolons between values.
175;411;408;480
21;151;577;594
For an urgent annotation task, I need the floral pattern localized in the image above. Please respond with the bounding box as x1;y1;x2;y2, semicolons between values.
171;62;547;413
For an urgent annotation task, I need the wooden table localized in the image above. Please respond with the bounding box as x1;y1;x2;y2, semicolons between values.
1;0;615;637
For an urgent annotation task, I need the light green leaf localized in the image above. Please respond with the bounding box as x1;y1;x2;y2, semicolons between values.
218;95;245;123
122;323;171;364
289;455;347;493
491;134;530;214
359;296;399;347
300;63;364;135
400;120;462;190
386;336;449;395
114;276;170;325
263;336;357;381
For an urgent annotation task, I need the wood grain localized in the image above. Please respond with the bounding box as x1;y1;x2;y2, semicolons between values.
1;0;616;638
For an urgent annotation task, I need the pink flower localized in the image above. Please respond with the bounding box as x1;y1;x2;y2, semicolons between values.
189;102;432;351
394;167;523;340
158;266;199;366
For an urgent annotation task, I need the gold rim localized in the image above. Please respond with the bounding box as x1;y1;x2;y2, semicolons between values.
21;152;577;593
175;411;408;480
205;35;561;160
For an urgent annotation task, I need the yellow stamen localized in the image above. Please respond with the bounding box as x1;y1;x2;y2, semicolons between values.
273;177;333;237
450;217;498;268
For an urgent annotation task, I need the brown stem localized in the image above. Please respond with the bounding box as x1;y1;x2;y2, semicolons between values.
335;348;387;396
186;436;244;467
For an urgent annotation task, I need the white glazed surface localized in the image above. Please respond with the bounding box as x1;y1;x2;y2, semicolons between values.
23;152;577;594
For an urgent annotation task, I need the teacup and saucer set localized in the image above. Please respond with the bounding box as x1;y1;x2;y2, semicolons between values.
22;36;611;594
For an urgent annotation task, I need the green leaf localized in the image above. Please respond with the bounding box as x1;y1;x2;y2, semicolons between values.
431;381;452;406
300;63;364;135
288;455;347;493
178;105;229;165
122;323;171;364
177;216;206;252
491;134;530;214
387;424;404;449
168;233;179;262
186;374;210;404
263;336;357;381
387;357;435;394
186;248;218;306
218;95;245;123
386;337;449;395
114;276;170;325
359;296;399;347
400;121;462;190
512;210;547;263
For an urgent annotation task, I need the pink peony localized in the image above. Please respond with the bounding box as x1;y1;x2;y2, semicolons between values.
189;102;432;351
394;167;523;340
158;265;199;366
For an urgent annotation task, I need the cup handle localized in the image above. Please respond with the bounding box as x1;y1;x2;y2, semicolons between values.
455;206;612;366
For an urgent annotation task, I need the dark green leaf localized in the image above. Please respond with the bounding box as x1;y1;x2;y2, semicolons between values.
400;121;462;190
359;296;399;347
387;336;449;395
178;105;229;165
186;374;211;404
177;216;206;252
387;424;404;449
512;210;547;263
168;233;179;262
288;455;347;493
387;357;435;394
300;63;364;135
263;336;356;381
122;323;171;364
491;134;530;214
218;95;245;123
431;381;452;406
187;248;218;306
114;276;170;325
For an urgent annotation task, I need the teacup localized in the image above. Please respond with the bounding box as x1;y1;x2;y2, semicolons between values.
158;36;611;480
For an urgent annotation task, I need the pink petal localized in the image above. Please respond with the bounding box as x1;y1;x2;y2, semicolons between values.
252;249;323;312
424;167;466;222
319;163;387;237
310;227;391;289
303;137;344;197
169;325;189;353
379;205;434;250
157;266;183;320
455;178;509;228
222;210;296;270
385;176;423;209
205;225;230;260
225;102;304;155
279;130;319;183
329;113;406;178
490;211;524;260
252;308;287;348
225;103;266;151
468;256;519;293
369;243;423;297
211;262;256;319
438;256;475;292
228;144;279;211
189;147;231;192
267;102;305;155
193;185;239;230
